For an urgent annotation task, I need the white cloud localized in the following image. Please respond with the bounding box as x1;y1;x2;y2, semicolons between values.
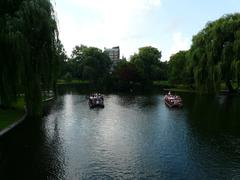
70;0;161;11
54;0;161;56
163;32;191;61
149;0;162;6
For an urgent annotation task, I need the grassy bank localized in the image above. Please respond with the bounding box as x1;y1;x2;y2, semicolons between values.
57;79;90;85
0;93;55;131
153;81;239;94
0;97;25;130
57;79;239;94
153;81;195;92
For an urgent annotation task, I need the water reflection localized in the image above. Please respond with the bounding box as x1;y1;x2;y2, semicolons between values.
183;94;240;179
185;94;240;136
0;93;240;179
116;95;158;108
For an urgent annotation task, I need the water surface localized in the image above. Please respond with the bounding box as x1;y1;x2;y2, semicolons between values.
0;93;240;179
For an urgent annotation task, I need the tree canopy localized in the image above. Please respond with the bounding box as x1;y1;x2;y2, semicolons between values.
189;13;240;93
111;60;141;91
130;46;162;81
64;45;112;83
0;0;59;117
168;51;190;84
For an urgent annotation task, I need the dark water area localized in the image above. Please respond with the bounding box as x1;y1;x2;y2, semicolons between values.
1;90;240;179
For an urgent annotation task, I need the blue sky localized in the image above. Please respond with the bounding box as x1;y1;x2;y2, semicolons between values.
54;0;240;60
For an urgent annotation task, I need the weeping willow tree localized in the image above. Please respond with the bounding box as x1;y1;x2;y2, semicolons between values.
0;0;23;107
0;0;59;117
189;13;240;93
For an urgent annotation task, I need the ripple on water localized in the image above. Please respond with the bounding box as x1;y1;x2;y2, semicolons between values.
1;94;240;180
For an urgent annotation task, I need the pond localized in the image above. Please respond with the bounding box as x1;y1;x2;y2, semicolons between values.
0;92;240;179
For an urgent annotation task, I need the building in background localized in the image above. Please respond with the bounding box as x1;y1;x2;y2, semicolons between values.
104;46;120;67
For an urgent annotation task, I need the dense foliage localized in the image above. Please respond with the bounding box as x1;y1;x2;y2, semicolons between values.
60;46;168;91
61;45;111;85
130;46;162;81
110;46;168;91
189;13;240;93
111;60;142;91
168;51;192;84
166;13;240;93
0;0;59;116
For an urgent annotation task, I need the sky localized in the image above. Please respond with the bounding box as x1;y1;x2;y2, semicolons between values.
54;0;240;61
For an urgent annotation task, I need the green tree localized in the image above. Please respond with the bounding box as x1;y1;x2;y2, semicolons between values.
0;0;23;107
82;66;95;81
168;51;190;84
57;41;68;79
189;13;240;93
69;45;112;83
112;60;142;91
131;46;162;81
114;61;139;82
0;0;59;117
151;61;169;81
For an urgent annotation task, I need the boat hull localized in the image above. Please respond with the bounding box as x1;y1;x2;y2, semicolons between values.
165;100;183;108
89;103;104;108
164;95;183;108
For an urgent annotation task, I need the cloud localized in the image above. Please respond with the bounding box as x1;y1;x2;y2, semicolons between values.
55;0;161;56
163;32;191;61
149;0;162;6
70;0;161;11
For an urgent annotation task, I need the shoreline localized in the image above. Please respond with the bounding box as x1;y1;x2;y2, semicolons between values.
0;111;27;137
57;81;240;97
0;97;55;137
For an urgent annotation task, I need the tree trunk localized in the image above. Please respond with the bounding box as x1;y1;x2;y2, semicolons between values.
24;74;42;118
